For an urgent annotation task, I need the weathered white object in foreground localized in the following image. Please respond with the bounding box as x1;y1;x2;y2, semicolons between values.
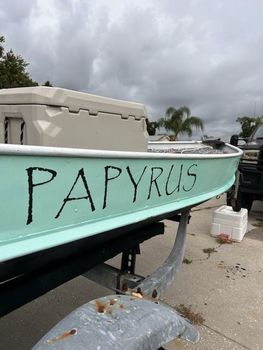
211;205;248;242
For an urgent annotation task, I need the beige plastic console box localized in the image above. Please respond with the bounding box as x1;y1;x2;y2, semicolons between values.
0;87;148;151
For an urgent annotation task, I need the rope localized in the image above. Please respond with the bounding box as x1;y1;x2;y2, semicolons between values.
20;120;25;145
4;117;9;144
3;118;26;144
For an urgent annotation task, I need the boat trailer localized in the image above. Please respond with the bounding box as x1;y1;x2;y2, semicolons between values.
1;210;199;349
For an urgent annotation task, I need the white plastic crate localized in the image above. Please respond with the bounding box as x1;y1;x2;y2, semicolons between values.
211;205;248;242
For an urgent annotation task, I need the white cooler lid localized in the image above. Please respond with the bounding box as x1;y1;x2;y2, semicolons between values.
0;87;147;119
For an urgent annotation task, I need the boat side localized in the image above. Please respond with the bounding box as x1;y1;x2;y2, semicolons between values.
0;143;242;262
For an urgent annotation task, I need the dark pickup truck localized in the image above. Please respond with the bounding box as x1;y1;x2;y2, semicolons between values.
228;123;263;212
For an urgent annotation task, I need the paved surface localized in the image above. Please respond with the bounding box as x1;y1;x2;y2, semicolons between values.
0;196;263;349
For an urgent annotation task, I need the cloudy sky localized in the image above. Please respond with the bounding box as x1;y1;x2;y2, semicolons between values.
0;0;263;138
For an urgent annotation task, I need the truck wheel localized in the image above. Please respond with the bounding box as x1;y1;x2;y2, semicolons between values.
226;186;240;210
235;192;253;212
227;188;253;212
226;187;234;207
239;192;254;212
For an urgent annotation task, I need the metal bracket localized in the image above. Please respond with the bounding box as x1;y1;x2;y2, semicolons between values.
136;210;190;298
121;245;140;274
83;263;144;292
84;211;189;297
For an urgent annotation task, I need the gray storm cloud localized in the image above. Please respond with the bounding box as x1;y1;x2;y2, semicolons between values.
0;0;263;137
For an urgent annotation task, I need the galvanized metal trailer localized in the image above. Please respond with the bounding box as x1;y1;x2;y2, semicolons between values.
1;206;198;350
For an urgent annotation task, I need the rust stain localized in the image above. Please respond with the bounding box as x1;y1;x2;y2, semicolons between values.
131;292;143;299
47;328;77;344
121;283;128;292
151;289;158;299
95;299;122;314
95;300;107;313
119;304;125;309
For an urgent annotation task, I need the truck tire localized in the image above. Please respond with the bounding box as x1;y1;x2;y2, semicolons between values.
228;190;253;212
239;192;254;212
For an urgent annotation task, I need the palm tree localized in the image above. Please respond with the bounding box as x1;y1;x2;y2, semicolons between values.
157;106;204;140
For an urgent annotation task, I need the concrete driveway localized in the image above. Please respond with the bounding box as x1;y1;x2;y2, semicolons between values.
0;196;262;349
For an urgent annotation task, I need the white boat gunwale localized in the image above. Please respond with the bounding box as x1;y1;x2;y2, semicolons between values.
0;143;243;159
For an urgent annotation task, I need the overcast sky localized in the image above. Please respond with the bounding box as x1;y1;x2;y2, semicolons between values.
1;0;263;138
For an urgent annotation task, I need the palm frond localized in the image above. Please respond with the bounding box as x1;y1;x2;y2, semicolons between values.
157;106;204;139
165;107;176;118
178;106;191;118
185;116;204;130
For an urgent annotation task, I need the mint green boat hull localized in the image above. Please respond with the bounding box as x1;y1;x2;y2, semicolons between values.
0;144;241;262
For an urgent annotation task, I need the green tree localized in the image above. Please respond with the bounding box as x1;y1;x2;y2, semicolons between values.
237;116;263;138
43;80;53;87
157;106;204;140
0;36;38;89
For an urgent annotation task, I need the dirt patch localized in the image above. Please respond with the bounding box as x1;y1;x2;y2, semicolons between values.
217;261;249;279
246;227;263;242
203;247;217;254
175;304;205;325
225;263;248;279
203;247;217;258
183;258;193;264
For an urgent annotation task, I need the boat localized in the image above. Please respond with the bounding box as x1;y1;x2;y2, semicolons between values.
0;89;242;346
0;88;242;267
0;141;241;264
